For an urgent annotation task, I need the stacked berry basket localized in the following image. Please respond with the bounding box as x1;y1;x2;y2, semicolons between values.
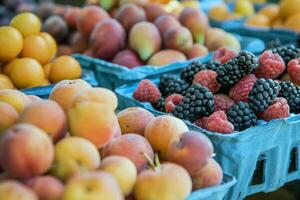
115;45;300;200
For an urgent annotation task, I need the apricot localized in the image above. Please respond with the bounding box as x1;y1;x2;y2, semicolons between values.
258;4;279;22
39;32;58;62
9;58;45;89
117;107;155;136
68;102;120;148
21;35;51;65
208;4;229;21
62;172;123;200
71;87;118;111
19;100;67;143
99;156;137;196
167;131;214;176
284;13;300;32
0;181;38;200
49;56;82;83
0;102;18;133
0;74;15;89
245;14;270;27
43;63;52;79
10;12;41;37
191;158;223;190
26;176;64;200
102;134;154;172
0;124;54;179
0;89;30;113
134;162;192;200
50;136;101;181
49;79;91;113
1;59;19;75
144;115;188;159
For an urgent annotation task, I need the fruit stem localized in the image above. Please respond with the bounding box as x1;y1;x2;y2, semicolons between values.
142;152;155;169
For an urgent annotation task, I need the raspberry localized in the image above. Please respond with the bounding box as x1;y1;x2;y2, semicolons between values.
213;47;237;64
206;111;234;134
193;70;220;93
287;58;300;85
259;97;290;121
255;50;285;79
133;79;161;104
193;116;208;129
165;94;183;113
229;74;257;102
214;94;235;112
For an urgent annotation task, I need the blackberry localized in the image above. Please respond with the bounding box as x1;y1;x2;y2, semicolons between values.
158;74;189;97
272;44;300;65
152;97;165;112
248;78;281;113
235;51;258;74
266;38;281;49
227;102;257;131
204;60;221;71
172;83;214;121
278;81;300;113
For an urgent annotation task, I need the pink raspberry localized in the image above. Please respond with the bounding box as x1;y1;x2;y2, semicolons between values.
133;79;161;104
229;74;257;102
165;94;183;113
193;70;220;93
206;111;234;134
288;58;300;85
259;97;290;121
213;47;237;64
214;94;234;112
255;50;285;79
193;116;208;129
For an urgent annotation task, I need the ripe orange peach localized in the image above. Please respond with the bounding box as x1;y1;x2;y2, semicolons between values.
71;87;118;111
0;89;30;113
62;172;124;200
49;79;91;113
167;131;214;176
0;102;18;133
191;158;223;190
25;176;64;200
0;180;38;200
134;162;192;200
99;156;137;196
49;56;82;83
0;124;54;179
50;136;101;181
64;7;81;29
27;95;42;102
19;100;67;143
144;115;188;159
68;102;120;148
70;32;88;53
117;107;155;135
102;134;154;172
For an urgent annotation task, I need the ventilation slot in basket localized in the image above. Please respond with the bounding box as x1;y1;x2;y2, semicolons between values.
288;147;298;173
251;155;266;185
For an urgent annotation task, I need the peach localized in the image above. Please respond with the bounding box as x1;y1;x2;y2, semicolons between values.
43;15;68;43
0;180;38;200
184;43;209;59
99;156;137;196
57;45;73;56
64;7;81;29
25;176;65;200
191;158;223;190
144;115;188;159
70;32;88;53
0;102;18;133
68;102;120;148
144;3;166;22
167;131;214;176
27;95;42;102
147;49;187;66
77;5;110;37
50;136;100;181
102;134;154;172
71;87;118;111
154;14;181;36
117;107;155;136
112;49;144;69
163;26;193;51
0;124;54;179
134;162;192;200
99;0;118;11
62;172;124;200
49;79;91;113
0;89;30;113
19;100;67;143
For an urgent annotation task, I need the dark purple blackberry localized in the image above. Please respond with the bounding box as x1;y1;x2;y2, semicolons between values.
236;51;259;74
204;60;221;71
278;81;300;113
227;102;257;131
272;44;300;65
248;78;281;113
172;83;214;121
266;39;281;49
152;97;165;112
158;74;189;97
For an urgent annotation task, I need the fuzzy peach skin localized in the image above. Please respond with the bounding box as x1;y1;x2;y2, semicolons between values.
0;180;38;200
0;89;30;113
0;102;18;133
